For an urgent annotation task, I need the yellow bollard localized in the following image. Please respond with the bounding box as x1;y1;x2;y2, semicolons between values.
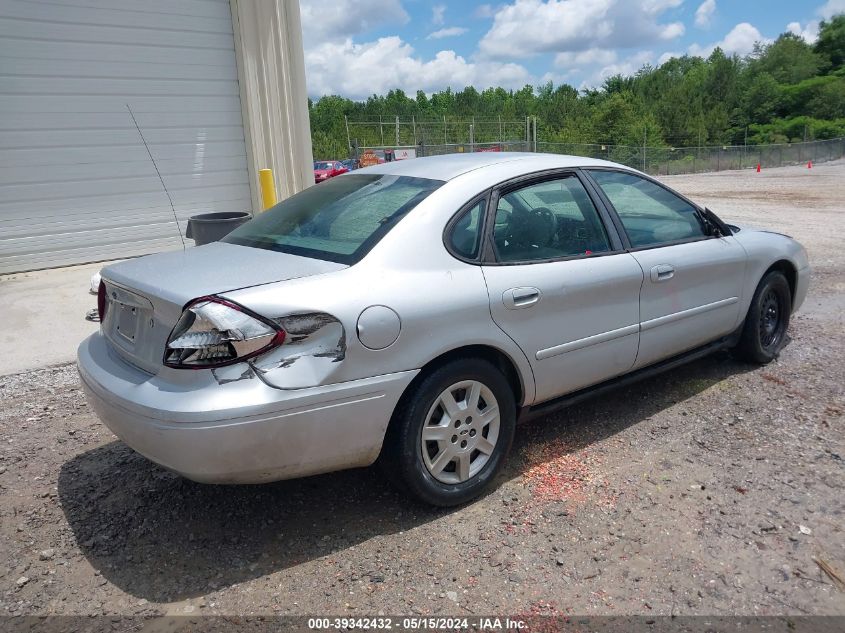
258;168;277;211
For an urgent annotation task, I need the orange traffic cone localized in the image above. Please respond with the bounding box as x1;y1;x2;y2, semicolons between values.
807;160;812;169
756;163;761;173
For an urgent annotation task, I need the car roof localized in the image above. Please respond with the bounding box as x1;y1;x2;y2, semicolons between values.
357;152;627;181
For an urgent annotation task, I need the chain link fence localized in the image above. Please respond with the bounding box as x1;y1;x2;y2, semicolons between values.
347;117;844;175
415;140;531;156
537;138;845;175
346;116;532;149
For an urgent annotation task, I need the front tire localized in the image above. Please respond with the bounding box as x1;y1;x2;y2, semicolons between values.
735;271;791;364
382;358;516;507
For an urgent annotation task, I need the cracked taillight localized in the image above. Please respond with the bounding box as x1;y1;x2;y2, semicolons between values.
164;297;285;369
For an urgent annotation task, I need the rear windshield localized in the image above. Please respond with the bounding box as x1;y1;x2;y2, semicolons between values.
224;174;443;264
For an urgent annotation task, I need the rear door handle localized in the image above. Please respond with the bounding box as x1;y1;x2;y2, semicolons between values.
650;264;675;282
503;287;541;310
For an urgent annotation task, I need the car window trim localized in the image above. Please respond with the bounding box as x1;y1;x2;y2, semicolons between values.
481;168;626;266
582;167;719;252
442;191;492;264
578;168;633;250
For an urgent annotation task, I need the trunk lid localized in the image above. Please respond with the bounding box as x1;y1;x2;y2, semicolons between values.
100;242;347;374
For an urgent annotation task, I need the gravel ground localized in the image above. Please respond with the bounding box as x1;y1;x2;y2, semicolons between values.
1;161;843;619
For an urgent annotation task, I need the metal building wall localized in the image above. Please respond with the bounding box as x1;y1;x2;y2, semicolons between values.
0;0;253;273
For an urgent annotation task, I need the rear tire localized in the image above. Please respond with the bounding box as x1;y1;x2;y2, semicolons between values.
381;358;516;507
735;271;791;364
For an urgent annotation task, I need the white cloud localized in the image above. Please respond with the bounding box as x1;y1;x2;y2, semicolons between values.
694;0;716;29
551;49;657;89
474;4;497;18
787;21;820;43
688;22;769;57
300;0;408;44
304;37;531;99
477;0;685;60
658;50;681;65
818;0;845;19
661;22;686;39
432;4;446;25
300;0;530;98
641;0;683;10
554;48;617;68
427;27;469;40
589;50;655;87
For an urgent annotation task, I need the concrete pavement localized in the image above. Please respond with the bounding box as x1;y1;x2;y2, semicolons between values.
0;261;113;376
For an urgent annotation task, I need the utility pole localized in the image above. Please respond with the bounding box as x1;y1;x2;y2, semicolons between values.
533;116;538;152
642;127;647;171
698;128;702;171
344;115;351;153
395;115;400;146
525;116;530;150
743;126;748;170
444;115;447;146
412;115;417;145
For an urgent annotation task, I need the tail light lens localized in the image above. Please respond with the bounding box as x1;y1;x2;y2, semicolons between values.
97;281;108;322
164;297;285;369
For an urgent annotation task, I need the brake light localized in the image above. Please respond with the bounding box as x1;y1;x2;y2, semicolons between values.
97;281;107;322
164;297;286;369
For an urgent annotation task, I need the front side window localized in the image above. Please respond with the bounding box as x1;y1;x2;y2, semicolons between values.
493;175;611;263
224;174;443;264
588;170;707;248
448;198;486;260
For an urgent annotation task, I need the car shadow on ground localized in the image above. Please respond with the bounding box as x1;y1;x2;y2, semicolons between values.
58;351;755;602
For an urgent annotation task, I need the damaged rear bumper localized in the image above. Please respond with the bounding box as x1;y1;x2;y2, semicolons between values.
77;333;417;483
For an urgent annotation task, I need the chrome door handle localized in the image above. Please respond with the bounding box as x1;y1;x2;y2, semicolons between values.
650;264;675;282
503;287;541;309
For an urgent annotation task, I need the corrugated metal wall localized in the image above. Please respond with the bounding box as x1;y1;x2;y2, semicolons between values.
0;0;252;273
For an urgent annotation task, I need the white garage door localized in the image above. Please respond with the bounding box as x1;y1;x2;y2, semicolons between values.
0;0;252;274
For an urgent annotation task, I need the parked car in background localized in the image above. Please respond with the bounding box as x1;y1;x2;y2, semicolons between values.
313;160;348;183
78;153;809;506
340;159;358;171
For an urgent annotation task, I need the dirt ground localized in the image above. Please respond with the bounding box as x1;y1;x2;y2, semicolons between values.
1;161;844;620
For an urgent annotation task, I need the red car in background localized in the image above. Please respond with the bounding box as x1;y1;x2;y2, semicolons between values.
313;160;348;183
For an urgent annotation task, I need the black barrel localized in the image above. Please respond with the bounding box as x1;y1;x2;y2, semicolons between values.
185;212;251;246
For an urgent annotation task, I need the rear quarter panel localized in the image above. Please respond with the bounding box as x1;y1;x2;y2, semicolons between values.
223;177;538;404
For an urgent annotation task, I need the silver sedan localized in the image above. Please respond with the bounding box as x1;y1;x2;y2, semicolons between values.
77;153;809;506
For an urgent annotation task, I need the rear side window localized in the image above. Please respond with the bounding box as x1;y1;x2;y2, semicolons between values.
588;170;707;248
493;174;611;263
224;174;443;264
448;198;486;260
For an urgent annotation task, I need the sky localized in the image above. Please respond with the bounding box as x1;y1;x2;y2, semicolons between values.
298;0;845;100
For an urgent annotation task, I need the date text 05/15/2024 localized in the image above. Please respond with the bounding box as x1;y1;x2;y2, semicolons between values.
307;617;527;630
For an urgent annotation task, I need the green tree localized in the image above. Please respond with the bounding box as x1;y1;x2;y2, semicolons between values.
307;18;845;161
815;14;845;70
751;33;824;84
742;72;782;124
806;77;845;118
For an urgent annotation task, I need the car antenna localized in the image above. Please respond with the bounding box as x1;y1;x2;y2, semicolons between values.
126;103;186;248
